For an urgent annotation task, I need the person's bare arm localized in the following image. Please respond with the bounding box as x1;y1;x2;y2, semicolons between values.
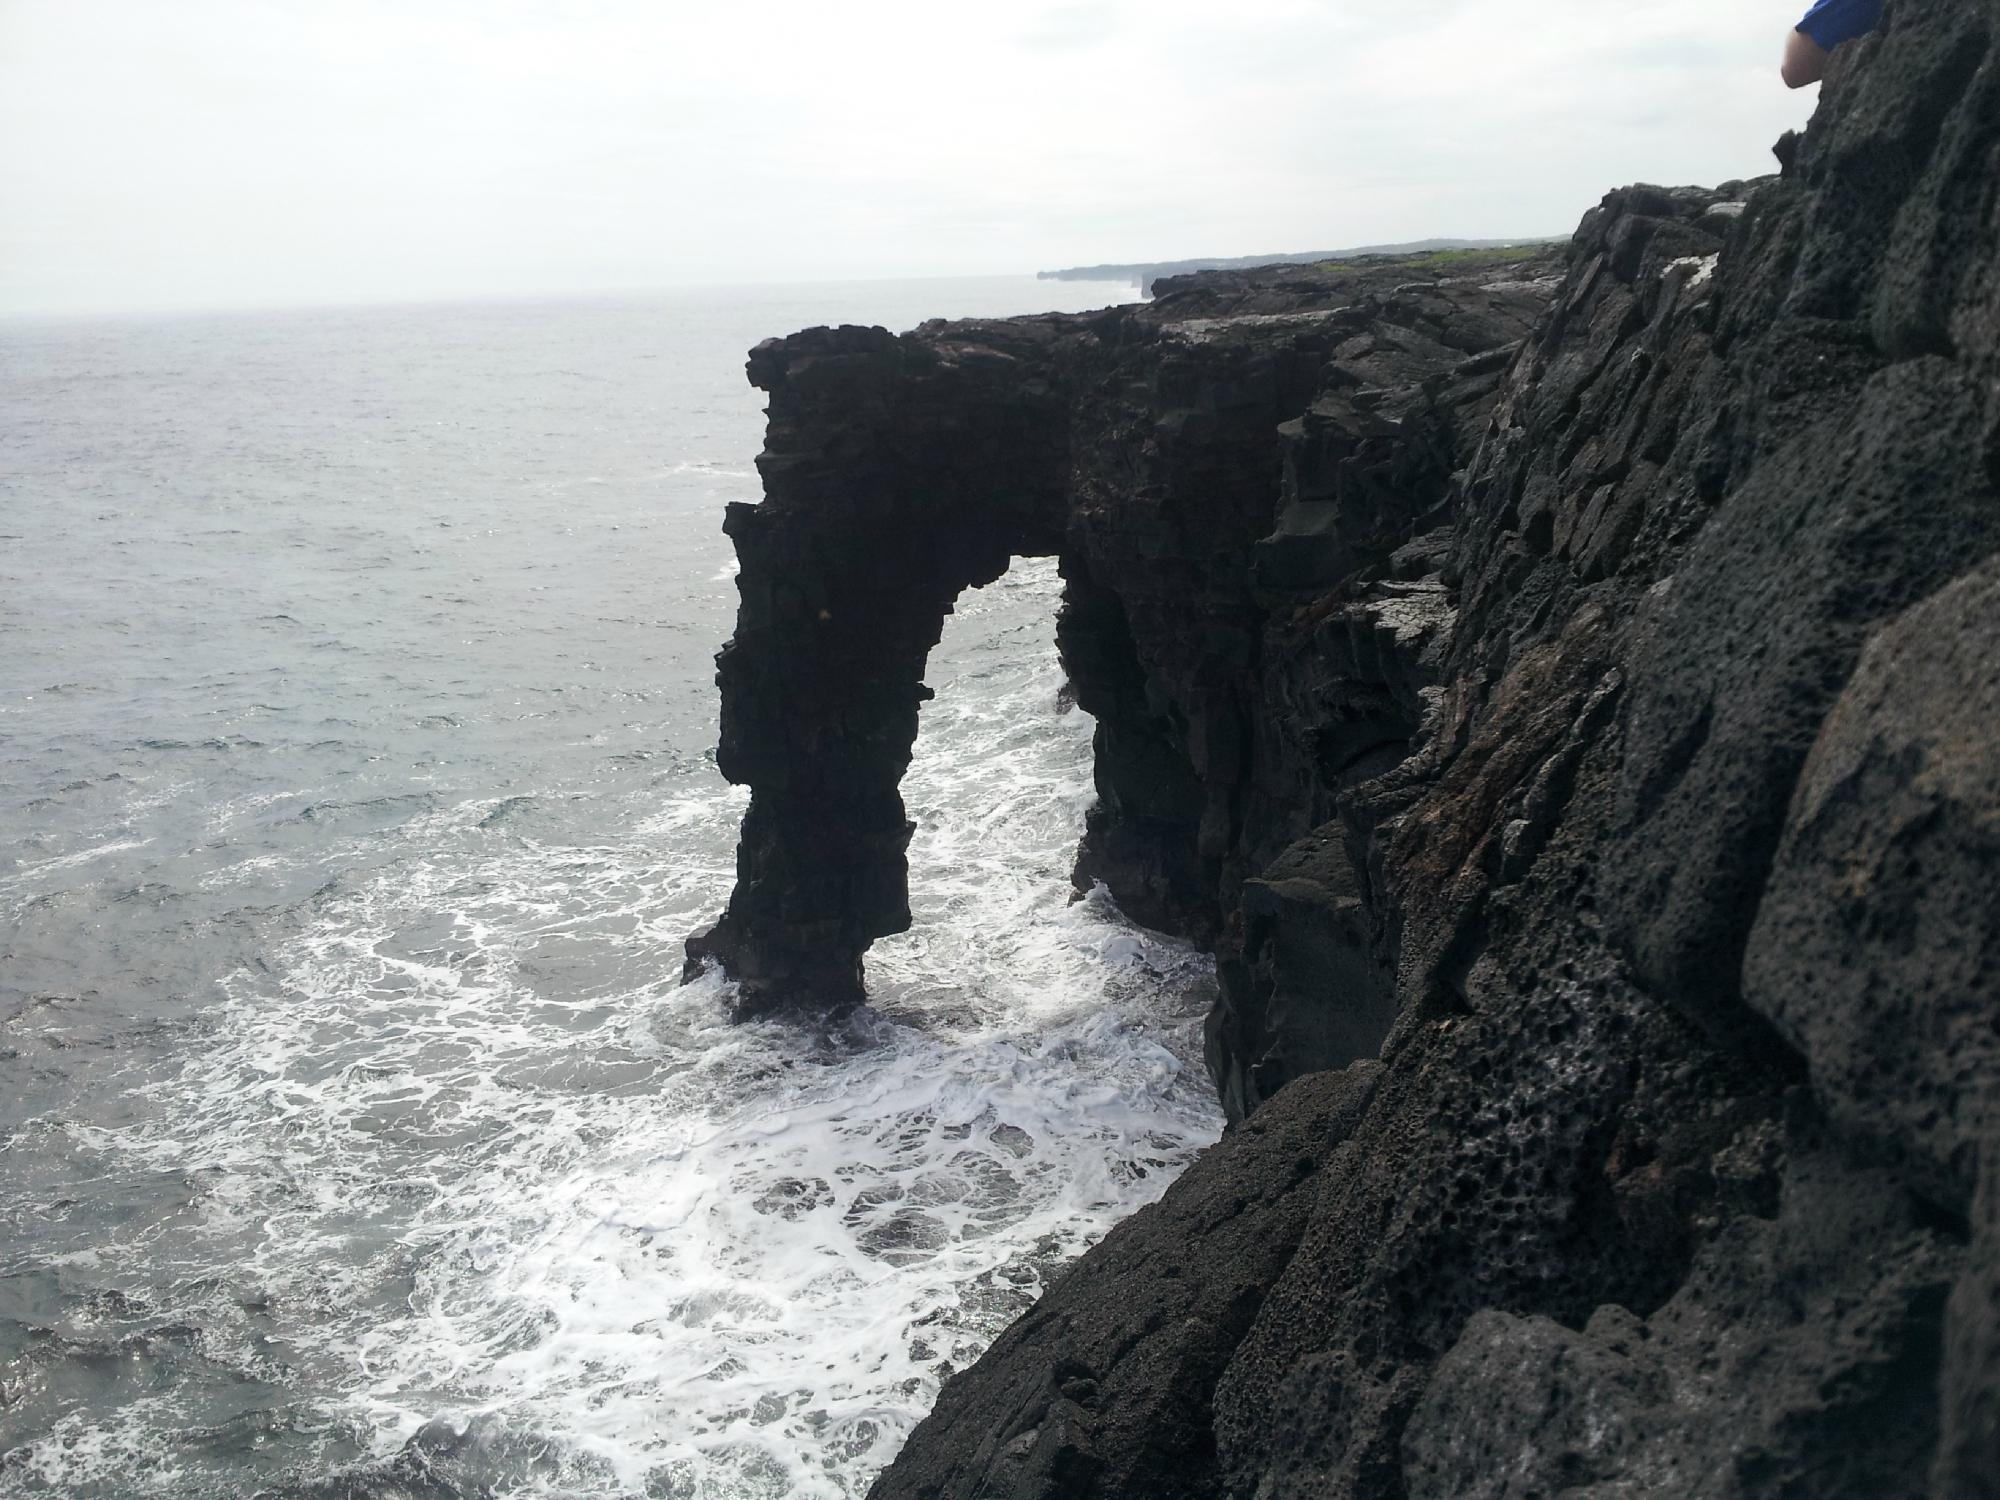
1783;27;1830;87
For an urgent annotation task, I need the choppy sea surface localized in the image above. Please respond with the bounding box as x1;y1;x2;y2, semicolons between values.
0;277;1224;1498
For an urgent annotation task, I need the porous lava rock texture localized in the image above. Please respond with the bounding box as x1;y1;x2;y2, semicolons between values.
696;1;2000;1492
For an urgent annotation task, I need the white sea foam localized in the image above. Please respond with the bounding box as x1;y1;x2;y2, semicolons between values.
0;836;154;895
25;560;1221;1498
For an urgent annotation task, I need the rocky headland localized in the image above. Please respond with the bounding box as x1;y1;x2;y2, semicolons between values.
689;2;1999;1493
1037;239;1556;298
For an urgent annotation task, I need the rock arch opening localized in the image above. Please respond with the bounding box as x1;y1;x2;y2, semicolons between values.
682;325;1089;1015
860;557;1099;1015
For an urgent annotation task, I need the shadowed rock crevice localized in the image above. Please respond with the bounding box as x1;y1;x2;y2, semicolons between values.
1058;555;1210;939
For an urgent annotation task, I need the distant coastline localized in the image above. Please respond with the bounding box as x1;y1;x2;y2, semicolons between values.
1039;236;1563;296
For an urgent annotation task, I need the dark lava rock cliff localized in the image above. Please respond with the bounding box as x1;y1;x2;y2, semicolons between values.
690;2;2000;1493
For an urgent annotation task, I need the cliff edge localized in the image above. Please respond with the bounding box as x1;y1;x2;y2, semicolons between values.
692;1;1999;1493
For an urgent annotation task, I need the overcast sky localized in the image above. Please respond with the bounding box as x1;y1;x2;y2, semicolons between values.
0;0;1819;316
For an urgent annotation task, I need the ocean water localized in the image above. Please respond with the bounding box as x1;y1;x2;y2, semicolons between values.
0;276;1224;1499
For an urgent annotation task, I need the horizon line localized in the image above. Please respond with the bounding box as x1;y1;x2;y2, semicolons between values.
0;268;1159;328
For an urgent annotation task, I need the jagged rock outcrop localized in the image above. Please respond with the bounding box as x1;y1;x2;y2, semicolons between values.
694;0;1999;1492
683;320;1079;1010
688;250;1558;1016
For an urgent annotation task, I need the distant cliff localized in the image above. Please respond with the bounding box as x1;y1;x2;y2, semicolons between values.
691;0;2000;1493
1040;238;1558;297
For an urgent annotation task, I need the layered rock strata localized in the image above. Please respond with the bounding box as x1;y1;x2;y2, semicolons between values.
693;1;2000;1492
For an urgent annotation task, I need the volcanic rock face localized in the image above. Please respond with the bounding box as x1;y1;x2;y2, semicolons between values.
694;1;2000;1493
684;322;1078;1010
688;253;1557;1020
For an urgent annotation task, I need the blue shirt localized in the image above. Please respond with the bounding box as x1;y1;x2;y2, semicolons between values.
1797;0;1884;50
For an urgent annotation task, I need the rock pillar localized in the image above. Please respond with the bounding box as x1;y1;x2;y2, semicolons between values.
684;323;1072;1014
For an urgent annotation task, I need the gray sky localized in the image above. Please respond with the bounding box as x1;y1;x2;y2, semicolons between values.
1;0;1817;316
